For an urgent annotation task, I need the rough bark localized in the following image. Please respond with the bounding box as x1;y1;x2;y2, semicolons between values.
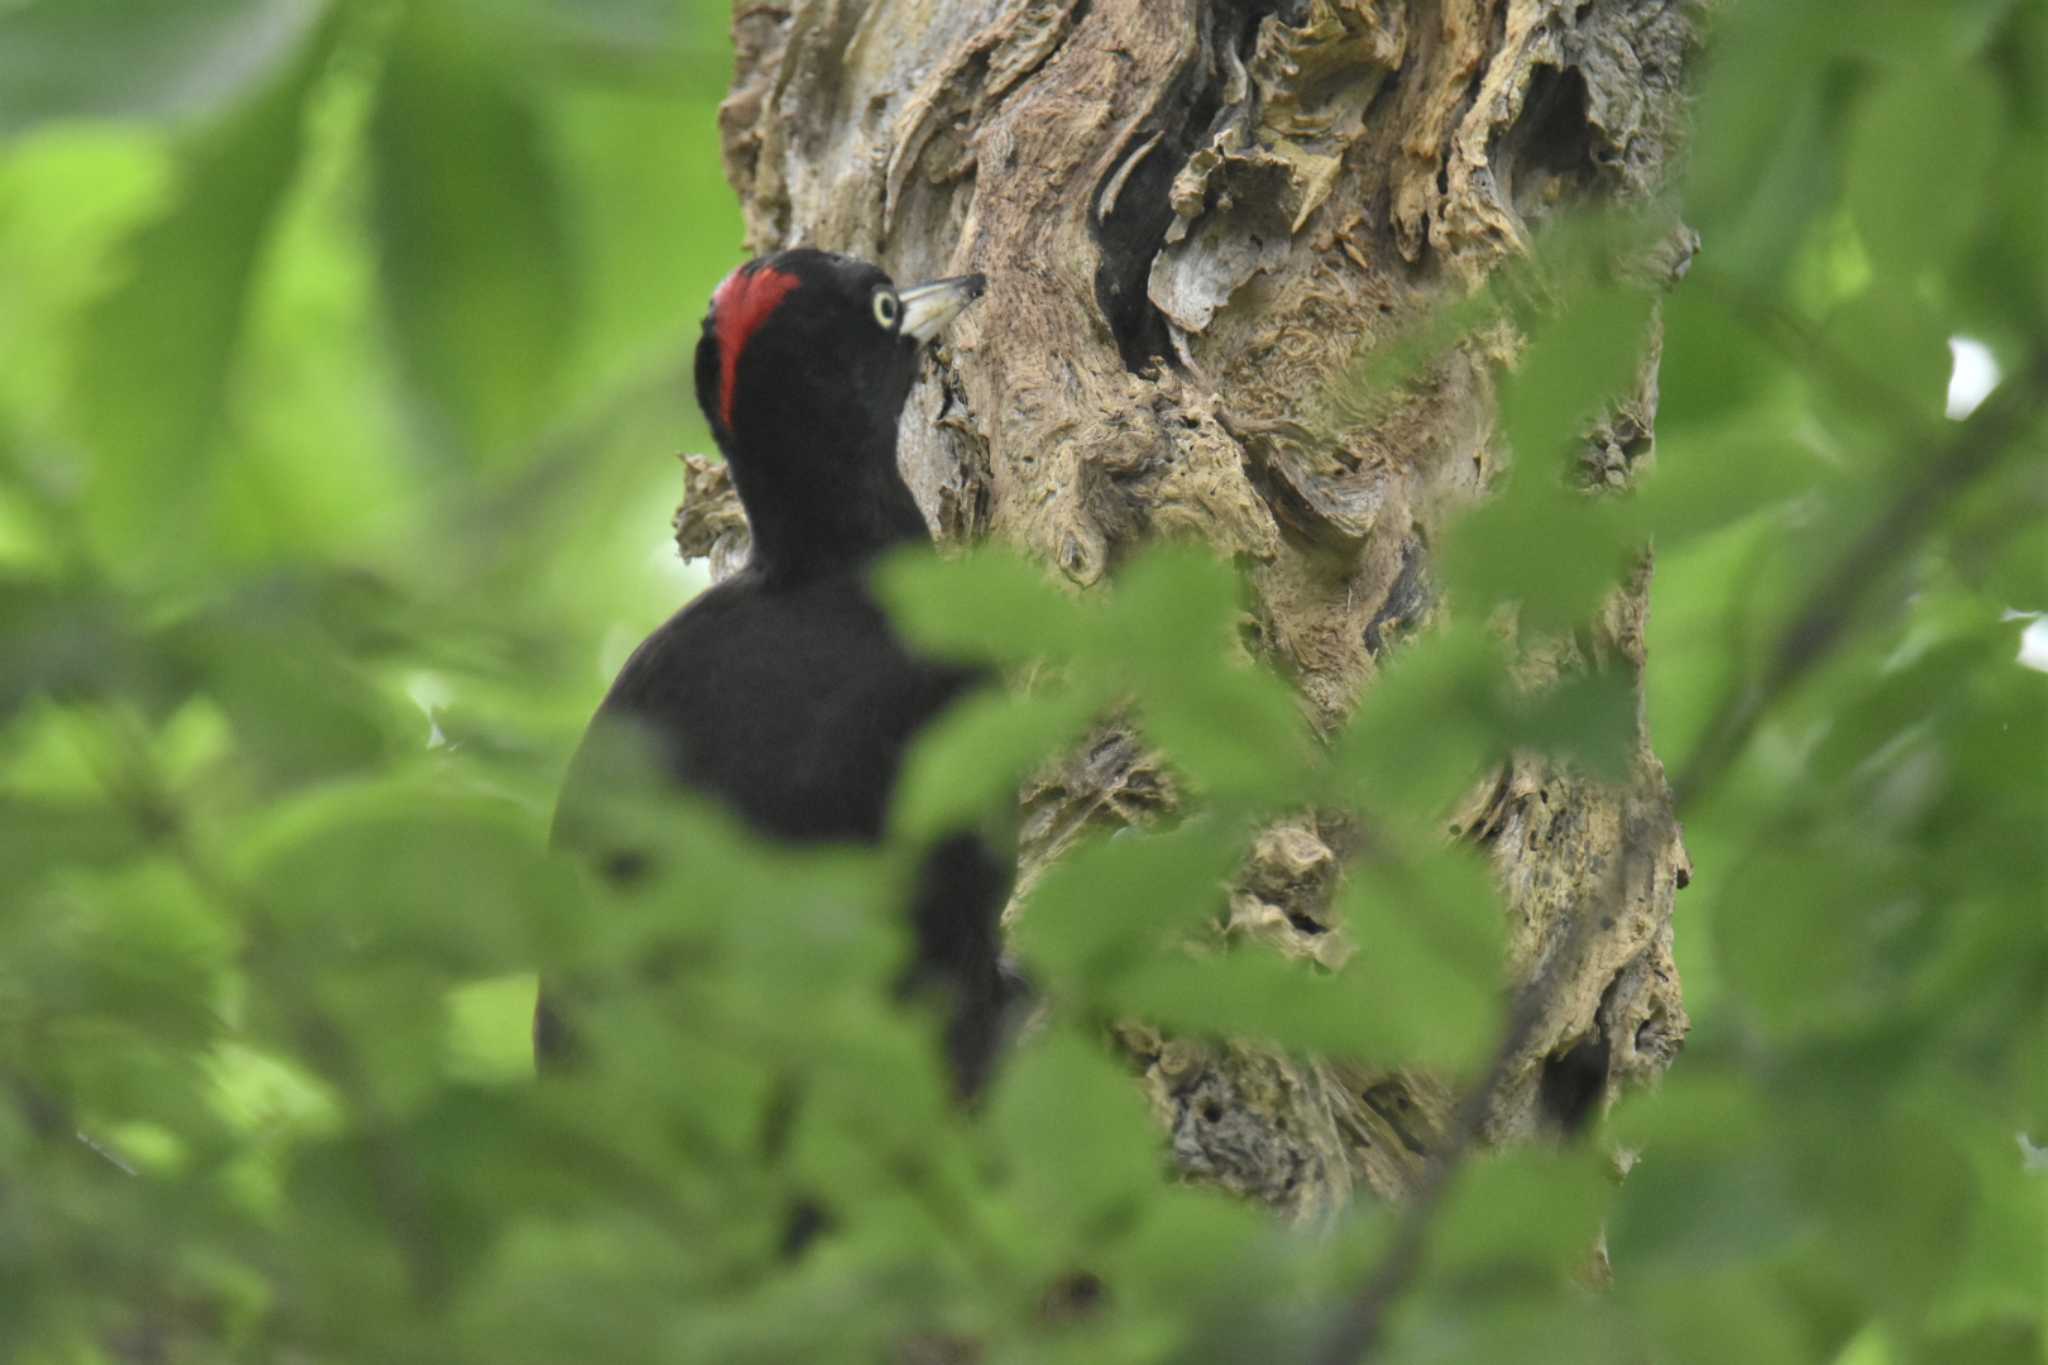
689;0;1697;1219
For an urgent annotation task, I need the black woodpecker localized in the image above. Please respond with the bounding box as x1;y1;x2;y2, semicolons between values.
538;250;1012;1098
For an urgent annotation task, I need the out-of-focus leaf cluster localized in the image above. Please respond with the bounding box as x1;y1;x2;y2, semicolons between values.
0;0;2042;1362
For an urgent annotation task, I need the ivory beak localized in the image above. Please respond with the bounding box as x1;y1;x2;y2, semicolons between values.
898;273;987;342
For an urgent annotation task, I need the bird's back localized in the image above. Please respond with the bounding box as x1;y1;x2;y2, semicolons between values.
559;566;979;849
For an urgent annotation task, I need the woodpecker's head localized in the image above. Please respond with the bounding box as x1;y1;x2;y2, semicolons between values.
693;250;984;575
696;250;983;462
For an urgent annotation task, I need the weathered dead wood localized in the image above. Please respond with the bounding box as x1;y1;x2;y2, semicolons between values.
695;0;1697;1219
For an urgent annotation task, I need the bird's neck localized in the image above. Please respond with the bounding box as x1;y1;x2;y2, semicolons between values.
721;426;931;585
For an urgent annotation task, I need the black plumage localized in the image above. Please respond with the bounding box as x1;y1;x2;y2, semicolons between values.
540;250;1010;1096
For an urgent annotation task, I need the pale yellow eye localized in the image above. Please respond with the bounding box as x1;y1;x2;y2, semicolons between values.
872;290;901;330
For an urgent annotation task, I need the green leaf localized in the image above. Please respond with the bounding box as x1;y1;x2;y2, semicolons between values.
874;544;1093;664
1637;428;1828;549
1938;1119;2048;1326
1626;1268;1812;1365
556;747;901;994
1693;64;1837;293
544;83;739;400
0;0;328;136
890;545;1312;803
1111;945;1476;1061
1442;472;1632;634
173;609;406;783
245;779;579;975
1017;821;1245;984
1711;846;1903;1038
0;577;189;719
1096;545;1242;663
1390;1288;1615;1365
5;859;233;1051
0;796;143;881
1803;626;2008;788
1500;282;1656;466
1977;521;2046;610
990;1028;1160;1229
370;10;575;464
1791;1107;1975;1309
1104;1189;1318;1361
1512;668;1637;780
1824;0;2019;69
1326;624;1497;839
1845;66;2003;276
445;974;542;1085
892;686;1097;841
1955;115;2048;333
1641;512;1784;764
1324;849;1502;1065
1818;289;1955;432
1430;1144;1611;1280
1105;547;1315;800
1608;1077;1807;1274
1335;619;1494;747
1654;287;1799;437
1917;1321;2047;1365
444;0;725;76
68;33;323;577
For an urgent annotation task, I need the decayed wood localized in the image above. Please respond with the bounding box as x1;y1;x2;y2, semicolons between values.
694;0;1697;1218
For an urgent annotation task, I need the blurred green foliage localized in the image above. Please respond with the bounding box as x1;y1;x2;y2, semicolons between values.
0;1;2042;1363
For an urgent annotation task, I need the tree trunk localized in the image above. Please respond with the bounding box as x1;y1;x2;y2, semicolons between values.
689;0;1696;1219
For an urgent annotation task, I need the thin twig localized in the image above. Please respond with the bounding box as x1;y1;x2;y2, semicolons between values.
1310;806;1661;1365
